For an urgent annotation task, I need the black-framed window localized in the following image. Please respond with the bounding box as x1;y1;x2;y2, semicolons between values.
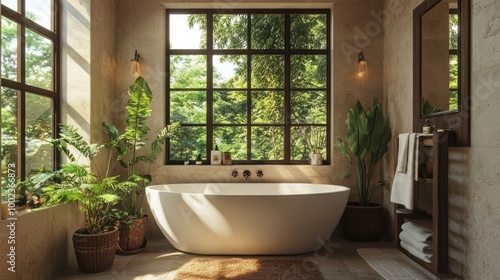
448;9;458;111
166;9;330;164
1;0;60;203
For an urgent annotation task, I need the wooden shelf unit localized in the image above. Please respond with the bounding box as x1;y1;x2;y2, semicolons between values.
393;131;449;275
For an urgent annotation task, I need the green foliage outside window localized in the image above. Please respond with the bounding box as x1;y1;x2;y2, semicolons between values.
1;6;56;203
167;10;330;163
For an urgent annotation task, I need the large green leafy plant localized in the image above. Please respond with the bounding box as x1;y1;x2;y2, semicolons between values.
42;125;122;234
104;77;177;224
334;98;391;207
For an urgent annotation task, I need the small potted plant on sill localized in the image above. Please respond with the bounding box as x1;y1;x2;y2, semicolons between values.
334;97;391;241
308;126;325;165
41;125;123;273
103;76;177;255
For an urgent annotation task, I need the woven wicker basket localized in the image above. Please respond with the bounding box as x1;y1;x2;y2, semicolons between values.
116;215;148;255
341;202;383;242
72;226;119;273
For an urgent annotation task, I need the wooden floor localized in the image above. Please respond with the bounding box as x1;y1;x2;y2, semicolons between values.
55;232;459;280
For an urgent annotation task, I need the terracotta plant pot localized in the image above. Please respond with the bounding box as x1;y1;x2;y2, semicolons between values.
341;202;383;242
116;215;148;255
72;226;119;273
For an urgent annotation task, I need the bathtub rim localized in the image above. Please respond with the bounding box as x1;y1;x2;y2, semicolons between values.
145;183;350;197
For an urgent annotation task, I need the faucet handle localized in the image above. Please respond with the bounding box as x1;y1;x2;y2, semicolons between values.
257;170;264;182
231;170;238;178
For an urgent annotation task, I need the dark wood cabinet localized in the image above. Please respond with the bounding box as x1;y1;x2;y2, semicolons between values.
394;131;448;275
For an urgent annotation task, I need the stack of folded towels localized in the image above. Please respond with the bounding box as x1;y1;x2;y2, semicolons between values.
399;222;433;263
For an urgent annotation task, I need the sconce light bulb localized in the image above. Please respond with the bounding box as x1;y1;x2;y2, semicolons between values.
357;60;368;79
131;60;141;79
131;50;141;78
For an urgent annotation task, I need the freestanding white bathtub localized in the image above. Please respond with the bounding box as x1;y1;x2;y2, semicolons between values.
146;183;350;255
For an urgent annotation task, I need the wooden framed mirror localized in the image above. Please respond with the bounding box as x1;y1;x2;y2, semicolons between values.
413;0;470;146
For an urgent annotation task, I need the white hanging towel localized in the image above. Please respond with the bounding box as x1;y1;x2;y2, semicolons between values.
390;133;418;210
396;133;409;173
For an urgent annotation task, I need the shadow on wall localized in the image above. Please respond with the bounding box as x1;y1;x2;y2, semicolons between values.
447;148;470;276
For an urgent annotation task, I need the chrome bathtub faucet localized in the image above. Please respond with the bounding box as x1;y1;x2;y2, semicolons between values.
243;170;251;182
257;170;264;182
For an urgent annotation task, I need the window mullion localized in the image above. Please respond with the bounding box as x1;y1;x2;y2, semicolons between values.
284;12;291;163
246;13;252;162
207;12;214;154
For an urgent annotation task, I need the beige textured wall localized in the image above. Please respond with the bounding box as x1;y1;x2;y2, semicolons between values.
60;0;92;166
0;0;116;279
115;0;386;238
0;204;83;280
90;0;117;173
383;0;500;278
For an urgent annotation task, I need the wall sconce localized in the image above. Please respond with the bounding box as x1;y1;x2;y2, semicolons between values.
131;50;141;78
357;51;368;78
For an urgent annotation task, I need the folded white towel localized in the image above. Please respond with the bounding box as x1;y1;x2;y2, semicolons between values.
401;222;433;242
400;240;432;263
399;230;432;253
396;133;410;173
390;133;418;210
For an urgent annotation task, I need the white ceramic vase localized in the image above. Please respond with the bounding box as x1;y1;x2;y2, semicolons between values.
309;153;322;165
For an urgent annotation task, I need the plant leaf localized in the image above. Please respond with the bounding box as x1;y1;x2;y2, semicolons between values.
345;100;369;160
366;97;392;165
124;77;153;148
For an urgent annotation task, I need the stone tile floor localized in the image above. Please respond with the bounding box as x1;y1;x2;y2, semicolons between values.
56;233;460;280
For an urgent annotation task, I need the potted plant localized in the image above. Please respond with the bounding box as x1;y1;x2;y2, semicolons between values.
41;125;123;273
308;126;325;165
334;97;391;241
103;76;177;255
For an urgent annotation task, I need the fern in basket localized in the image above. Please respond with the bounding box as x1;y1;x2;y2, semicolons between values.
103;77;178;225
42;125;122;234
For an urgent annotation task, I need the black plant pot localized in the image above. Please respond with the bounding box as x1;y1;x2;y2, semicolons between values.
341;202;383;242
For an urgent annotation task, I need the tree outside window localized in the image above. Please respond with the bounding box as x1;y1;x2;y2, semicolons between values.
166;10;330;164
1;1;59;205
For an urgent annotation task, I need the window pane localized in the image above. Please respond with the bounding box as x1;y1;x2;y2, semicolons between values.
170;126;207;160
25;93;53;174
291;14;327;49
251;55;284;88
449;13;458;50
170;55;207;88
214;126;247;159
26;28;53;90
213;14;247;49
291;126;326;160
26;0;53;30
291;90;327;124
213;55;247;88
291;55;327;88
2;0;17;12
449;54;458;89
1;17;19;81
449;54;458;111
251;91;284;124
251;14;284;49
169;14;206;49
1;87;18;200
251;126;284;160
214;91;247;124
170;91;206;124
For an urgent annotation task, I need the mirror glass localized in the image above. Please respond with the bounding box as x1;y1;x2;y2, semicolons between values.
420;0;458;116
414;0;470;147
